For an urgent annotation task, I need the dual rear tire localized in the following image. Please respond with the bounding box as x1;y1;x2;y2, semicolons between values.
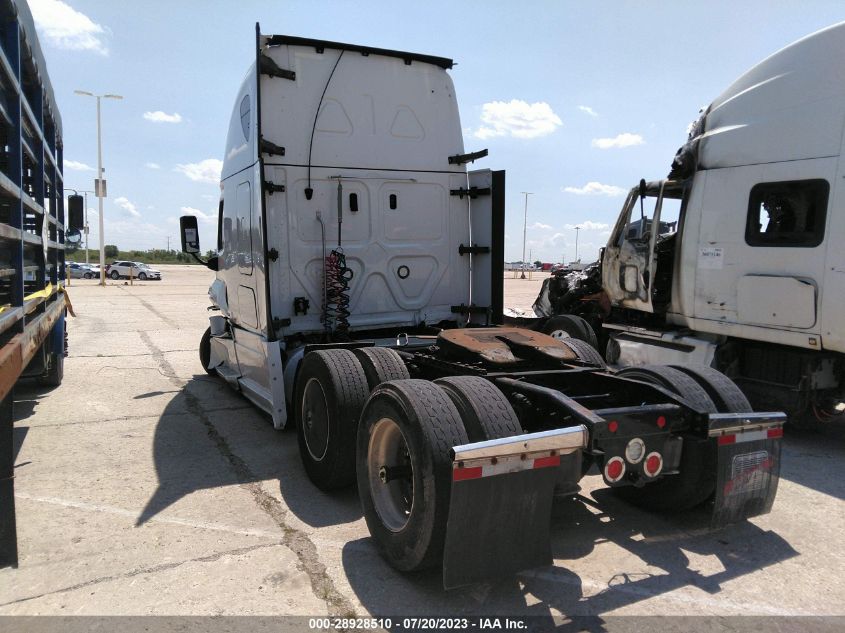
294;347;524;571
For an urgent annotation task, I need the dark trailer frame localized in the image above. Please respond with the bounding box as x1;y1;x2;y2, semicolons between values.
0;0;66;568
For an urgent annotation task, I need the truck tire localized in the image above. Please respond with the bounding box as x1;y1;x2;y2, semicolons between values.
39;347;64;388
670;365;753;413
353;347;410;390
612;365;718;511
434;376;523;441
561;338;606;368
542;314;599;349
295;349;370;490
357;379;468;571
199;327;215;375
617;365;718;414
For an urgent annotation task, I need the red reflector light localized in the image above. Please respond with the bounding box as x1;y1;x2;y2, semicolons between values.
767;428;783;439
604;456;625;482
656;416;666;428
717;434;736;446
452;466;483;482
608;420;619;433
533;455;561;469
643;451;663;477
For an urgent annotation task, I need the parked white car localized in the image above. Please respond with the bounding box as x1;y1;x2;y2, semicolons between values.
105;261;162;280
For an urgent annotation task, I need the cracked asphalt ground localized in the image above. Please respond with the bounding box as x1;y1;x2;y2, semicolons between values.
2;265;845;617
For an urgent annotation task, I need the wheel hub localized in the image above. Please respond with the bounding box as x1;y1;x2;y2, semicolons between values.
301;378;330;461
369;418;414;532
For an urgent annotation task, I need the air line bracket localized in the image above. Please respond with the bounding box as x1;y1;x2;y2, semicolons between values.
458;244;491;256
450;187;490;199
259;54;296;80
448;149;488;165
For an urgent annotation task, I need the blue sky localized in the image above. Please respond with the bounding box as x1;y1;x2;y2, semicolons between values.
32;0;845;262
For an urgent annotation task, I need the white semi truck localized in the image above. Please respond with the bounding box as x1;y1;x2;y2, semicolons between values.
538;22;845;428
180;25;785;588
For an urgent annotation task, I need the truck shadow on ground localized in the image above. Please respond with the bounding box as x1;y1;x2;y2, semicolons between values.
342;487;797;626
138;375;361;527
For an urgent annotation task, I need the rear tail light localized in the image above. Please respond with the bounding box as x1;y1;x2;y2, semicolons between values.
604;456;626;483
643;452;663;478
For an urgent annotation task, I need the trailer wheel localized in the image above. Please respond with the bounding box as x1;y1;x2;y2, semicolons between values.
38;344;64;388
542;314;599;349
612;365;718;511
357;379;468;571
434;376;523;441
560;338;606;368
353;347;410;390
670;365;753;413
295;349;369;490
199;327;215;375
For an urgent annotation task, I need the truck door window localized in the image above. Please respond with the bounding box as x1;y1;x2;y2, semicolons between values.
745;179;829;247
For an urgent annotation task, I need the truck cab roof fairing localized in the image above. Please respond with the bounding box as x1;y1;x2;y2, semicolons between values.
263;34;454;70
699;21;845;169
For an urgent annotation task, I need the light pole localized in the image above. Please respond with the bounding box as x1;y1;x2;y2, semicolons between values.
575;226;581;262
74;90;123;285
520;191;533;279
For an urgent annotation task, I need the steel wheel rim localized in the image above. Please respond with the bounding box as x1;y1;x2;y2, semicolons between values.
549;329;571;340
368;417;414;532
301;378;330;461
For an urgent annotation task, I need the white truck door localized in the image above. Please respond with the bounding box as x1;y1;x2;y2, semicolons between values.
602;182;680;313
693;159;834;341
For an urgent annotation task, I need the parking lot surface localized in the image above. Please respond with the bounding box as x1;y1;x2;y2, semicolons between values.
2;265;845;621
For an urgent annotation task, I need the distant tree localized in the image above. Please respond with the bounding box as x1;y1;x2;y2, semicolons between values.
104;244;119;258
534;260;543;268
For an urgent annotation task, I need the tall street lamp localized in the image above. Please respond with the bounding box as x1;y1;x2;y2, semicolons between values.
575;226;581;263
520;191;533;279
74;90;123;285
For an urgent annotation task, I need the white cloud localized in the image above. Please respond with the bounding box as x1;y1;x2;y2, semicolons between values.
143;111;182;124
564;221;609;231
65;159;94;171
563;182;626;196
29;0;108;55
114;196;140;218
530;222;553;230
174;159;223;185
474;100;562;140
145;162;161;170
179;206;216;224
578;105;599;117
591;133;644;149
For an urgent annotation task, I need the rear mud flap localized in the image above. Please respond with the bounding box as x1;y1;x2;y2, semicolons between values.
443;465;559;589
709;414;785;529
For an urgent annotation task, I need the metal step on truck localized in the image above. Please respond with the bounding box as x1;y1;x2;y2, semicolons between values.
531;22;845;429
0;0;83;569
179;25;786;588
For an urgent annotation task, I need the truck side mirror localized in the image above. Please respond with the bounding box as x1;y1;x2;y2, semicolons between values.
180;215;200;253
68;195;84;231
